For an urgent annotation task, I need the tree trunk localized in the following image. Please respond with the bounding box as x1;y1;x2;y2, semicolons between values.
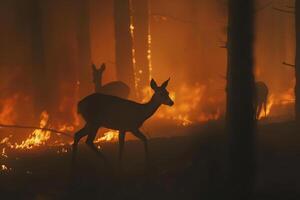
227;0;256;199
132;0;150;95
295;0;300;123
30;0;48;118
114;0;136;97
76;0;92;98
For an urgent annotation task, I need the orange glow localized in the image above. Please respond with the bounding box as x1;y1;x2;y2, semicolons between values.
14;111;51;149
142;83;222;126
0;95;18;124
258;94;274;120
95;130;119;143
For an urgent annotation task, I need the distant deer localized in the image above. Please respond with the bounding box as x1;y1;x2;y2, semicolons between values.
72;78;174;164
92;63;130;99
255;81;269;119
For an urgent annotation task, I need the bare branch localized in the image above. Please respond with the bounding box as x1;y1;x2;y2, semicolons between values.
255;0;273;13
282;61;295;68
151;13;198;24
273;6;294;14
0;124;72;138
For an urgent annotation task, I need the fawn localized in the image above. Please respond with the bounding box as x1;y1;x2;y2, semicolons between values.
255;81;269;119
92;63;130;99
72;78;174;164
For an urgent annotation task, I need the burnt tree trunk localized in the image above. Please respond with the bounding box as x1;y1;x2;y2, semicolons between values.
295;0;300;123
132;0;150;95
30;0;48;117
114;0;136;97
227;0;256;199
76;0;92;98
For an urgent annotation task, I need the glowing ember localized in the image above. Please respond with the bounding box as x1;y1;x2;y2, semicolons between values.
1;148;8;158
57;147;68;154
1;165;8;171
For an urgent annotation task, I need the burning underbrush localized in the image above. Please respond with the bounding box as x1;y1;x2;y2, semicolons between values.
0;81;296;160
142;82;224;126
258;87;295;121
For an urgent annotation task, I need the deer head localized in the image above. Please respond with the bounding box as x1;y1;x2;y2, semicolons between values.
92;63;106;84
150;78;174;106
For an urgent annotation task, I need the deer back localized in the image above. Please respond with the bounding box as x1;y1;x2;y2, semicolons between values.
97;81;130;99
78;93;147;130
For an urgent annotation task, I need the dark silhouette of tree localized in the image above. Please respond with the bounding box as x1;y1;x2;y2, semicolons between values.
295;0;300;123
226;0;256;199
29;0;47;118
114;0;136;97
75;0;92;98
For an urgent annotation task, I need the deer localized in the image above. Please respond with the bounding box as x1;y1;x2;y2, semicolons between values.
72;78;174;165
219;74;269;120
254;81;269;120
92;63;130;99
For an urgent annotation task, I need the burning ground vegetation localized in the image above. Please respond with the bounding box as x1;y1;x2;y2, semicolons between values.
0;80;296;174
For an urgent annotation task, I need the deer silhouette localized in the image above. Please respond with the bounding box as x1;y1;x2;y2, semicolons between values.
255;81;269;119
72;78;174;164
92;63;130;99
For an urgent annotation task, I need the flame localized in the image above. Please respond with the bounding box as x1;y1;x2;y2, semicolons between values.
95;130;119;143
0;95;18;124
258;94;274;119
14;111;51;149
141;83;222;126
258;87;295;120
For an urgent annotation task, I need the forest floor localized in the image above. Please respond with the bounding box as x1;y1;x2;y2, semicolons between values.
0;121;299;200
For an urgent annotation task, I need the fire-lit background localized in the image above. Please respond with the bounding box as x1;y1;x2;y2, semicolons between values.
0;0;296;146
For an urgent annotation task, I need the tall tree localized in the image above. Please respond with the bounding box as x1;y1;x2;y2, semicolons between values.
29;0;48;118
132;0;150;94
227;0;256;199
295;0;300;123
114;0;136;97
75;0;92;98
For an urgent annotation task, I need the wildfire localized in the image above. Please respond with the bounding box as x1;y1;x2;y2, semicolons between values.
258;94;274;120
14;111;51;149
0;95;19;124
0;111;52;149
142;83;222;126
258;87;295;120
95;130;119;143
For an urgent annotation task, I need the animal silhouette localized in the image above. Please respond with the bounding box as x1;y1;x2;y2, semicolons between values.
255;81;269;119
92;63;130;99
72;78;174;164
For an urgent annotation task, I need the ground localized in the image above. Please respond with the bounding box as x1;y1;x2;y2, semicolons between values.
0;121;299;200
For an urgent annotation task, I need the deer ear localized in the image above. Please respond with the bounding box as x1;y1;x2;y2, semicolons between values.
150;79;158;90
161;78;170;88
92;63;97;71
100;63;106;71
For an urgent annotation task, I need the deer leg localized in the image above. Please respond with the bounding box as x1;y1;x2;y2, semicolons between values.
257;104;262;119
132;130;149;163
72;125;89;164
118;131;126;164
264;101;267;118
85;125;107;161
